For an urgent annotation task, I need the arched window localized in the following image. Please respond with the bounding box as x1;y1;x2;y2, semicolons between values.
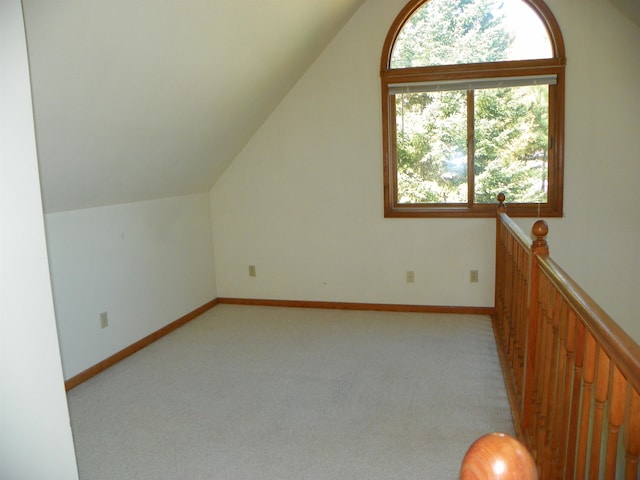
381;0;565;217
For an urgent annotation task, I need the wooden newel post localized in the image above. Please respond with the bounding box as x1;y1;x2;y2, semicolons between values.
531;220;549;255
460;433;538;479
521;220;550;434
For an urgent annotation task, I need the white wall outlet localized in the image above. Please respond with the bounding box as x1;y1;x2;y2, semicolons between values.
249;265;256;277
100;311;108;329
470;270;479;283
406;270;415;283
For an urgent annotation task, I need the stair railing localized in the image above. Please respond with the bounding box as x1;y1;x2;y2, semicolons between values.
491;193;640;479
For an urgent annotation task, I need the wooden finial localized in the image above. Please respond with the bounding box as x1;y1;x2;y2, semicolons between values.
460;432;538;479
497;193;506;212
531;220;548;252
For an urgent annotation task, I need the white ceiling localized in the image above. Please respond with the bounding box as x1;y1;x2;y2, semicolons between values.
23;0;639;214
609;0;640;28
22;0;366;212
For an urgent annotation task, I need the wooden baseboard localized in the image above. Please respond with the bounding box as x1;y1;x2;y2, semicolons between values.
217;297;495;316
64;299;219;391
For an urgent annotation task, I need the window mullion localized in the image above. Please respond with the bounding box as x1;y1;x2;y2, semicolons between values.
467;90;475;207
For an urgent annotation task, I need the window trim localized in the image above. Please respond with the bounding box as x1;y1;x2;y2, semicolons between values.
381;0;566;218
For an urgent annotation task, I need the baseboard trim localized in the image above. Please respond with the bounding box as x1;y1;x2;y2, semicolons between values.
64;299;219;391
217;297;495;316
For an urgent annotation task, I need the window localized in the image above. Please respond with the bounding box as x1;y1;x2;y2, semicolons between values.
381;0;566;217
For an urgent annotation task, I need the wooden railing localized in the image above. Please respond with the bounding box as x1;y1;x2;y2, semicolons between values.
491;194;640;480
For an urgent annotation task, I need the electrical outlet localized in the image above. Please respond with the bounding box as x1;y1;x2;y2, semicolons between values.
100;311;109;329
249;265;256;277
406;270;415;283
470;270;479;283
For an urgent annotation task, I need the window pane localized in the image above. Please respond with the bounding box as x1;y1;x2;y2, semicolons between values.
474;85;549;203
396;90;468;204
391;0;552;68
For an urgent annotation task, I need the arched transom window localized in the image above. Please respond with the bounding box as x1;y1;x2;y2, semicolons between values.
381;0;566;217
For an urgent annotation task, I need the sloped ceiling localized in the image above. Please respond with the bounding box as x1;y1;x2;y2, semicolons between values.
22;0;366;213
609;0;640;28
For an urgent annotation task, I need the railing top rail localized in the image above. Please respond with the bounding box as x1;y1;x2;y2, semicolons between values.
496;193;538;255
497;212;532;254
537;254;640;393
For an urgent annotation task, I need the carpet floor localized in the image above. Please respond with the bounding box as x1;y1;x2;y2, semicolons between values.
67;304;514;479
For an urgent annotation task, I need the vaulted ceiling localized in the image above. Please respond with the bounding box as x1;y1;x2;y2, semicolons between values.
22;0;366;213
22;0;639;213
610;0;640;28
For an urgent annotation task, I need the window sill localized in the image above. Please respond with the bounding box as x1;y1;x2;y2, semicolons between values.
384;204;563;218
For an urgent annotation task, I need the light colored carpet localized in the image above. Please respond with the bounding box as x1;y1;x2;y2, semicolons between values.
67;305;514;480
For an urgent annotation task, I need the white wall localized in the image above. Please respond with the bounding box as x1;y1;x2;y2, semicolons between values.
517;0;640;343
0;1;78;478
211;0;495;308
211;0;640;343
46;193;217;379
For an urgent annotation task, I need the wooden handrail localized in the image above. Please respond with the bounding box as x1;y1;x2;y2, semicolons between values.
496;215;531;253
536;256;640;394
488;194;640;480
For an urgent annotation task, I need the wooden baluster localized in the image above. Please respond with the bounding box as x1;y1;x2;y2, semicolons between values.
565;319;586;479
495;220;505;340
529;277;542;446
504;252;512;359
507;236;514;359
555;308;577;479
536;282;555;472
512;241;520;385
510;242;519;392
521;249;529;394
541;291;563;478
589;346;611;479
495;226;504;346
548;299;570;479
512;244;524;397
576;331;597;479
531;275;551;461
625;387;640;480
516;245;529;399
528;275;544;455
604;366;626;479
522;298;539;442
538;285;558;470
500;228;510;355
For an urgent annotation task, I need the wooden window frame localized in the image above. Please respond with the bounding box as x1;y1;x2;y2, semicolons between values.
381;0;566;218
